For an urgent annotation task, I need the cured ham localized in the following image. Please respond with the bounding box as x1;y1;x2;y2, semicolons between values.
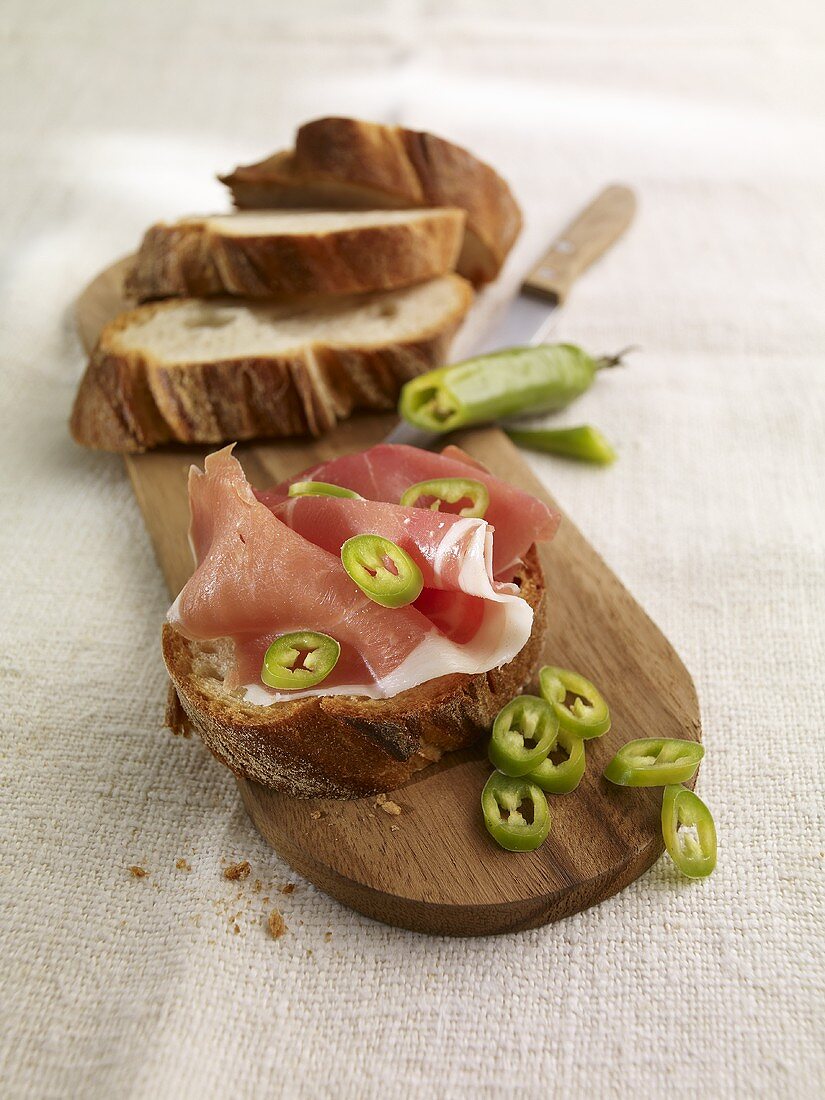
270;495;516;598
168;446;539;704
256;443;559;575
269;495;521;647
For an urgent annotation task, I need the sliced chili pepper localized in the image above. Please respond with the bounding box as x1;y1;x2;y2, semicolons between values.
261;630;340;691
661;785;717;878
539;666;611;739
506;425;617;466
488;695;558;777
399;476;489;519
527;728;586;794
341;534;424;608
288;480;362;499
481;772;551;852
399;344;622;433
604;738;704;787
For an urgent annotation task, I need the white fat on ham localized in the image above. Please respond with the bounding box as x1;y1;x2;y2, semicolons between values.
168;446;534;704
243;589;531;704
431;515;518;596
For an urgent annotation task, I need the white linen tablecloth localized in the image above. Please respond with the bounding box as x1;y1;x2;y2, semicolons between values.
2;2;824;1096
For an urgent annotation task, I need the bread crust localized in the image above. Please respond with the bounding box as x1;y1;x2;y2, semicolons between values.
69;276;473;452
162;547;546;798
219;117;522;285
125;209;466;302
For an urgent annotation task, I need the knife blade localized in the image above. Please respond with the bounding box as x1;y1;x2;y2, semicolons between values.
384;184;636;448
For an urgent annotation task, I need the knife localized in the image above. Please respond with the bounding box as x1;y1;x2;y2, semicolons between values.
385;184;637;447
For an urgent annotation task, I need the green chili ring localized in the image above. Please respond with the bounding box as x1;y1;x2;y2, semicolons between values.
604;738;704;787
481;772;551;852
526;728;586;794
341;534;424;608
488;695;558;777
261;630;341;692
399;477;489;519
661;785;717;879
539;665;611;739
288;480;362;499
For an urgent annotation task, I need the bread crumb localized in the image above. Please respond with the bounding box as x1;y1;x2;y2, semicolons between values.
279;883;295;895
176;859;191;872
253;879;262;893
268;910;287;939
310;811;322;819
417;741;443;763
375;793;387;805
380;800;402;816
128;866;148;878
224;860;251;881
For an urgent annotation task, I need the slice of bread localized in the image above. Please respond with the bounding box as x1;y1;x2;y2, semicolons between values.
70;274;473;452
219;117;522;286
125;207;466;302
163;547;546;798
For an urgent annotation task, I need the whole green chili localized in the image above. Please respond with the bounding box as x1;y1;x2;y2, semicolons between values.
398;344;624;433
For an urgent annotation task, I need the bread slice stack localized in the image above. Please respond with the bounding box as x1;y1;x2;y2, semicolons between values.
71;117;522;452
220;117;523;286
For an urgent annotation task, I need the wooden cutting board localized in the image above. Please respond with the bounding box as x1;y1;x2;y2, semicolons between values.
75;262;701;936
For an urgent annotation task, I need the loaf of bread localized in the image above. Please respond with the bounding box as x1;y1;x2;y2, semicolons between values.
219;117;522;286
125;208;466;301
70;274;473;452
164;546;546;798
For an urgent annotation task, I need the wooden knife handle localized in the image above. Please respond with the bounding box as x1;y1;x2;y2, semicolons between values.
523;185;636;304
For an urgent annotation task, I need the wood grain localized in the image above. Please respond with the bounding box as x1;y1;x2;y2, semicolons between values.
75;259;699;937
523;185;637;304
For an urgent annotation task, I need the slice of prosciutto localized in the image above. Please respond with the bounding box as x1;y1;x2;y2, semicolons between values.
270;495;516;598
255;443;559;576
168;447;537;704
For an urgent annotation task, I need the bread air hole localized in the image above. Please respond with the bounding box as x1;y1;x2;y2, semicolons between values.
184;308;234;330
197;659;225;682
374;302;398;319
192;639;230;684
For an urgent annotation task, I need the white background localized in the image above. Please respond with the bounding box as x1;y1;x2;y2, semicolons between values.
1;1;824;1096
